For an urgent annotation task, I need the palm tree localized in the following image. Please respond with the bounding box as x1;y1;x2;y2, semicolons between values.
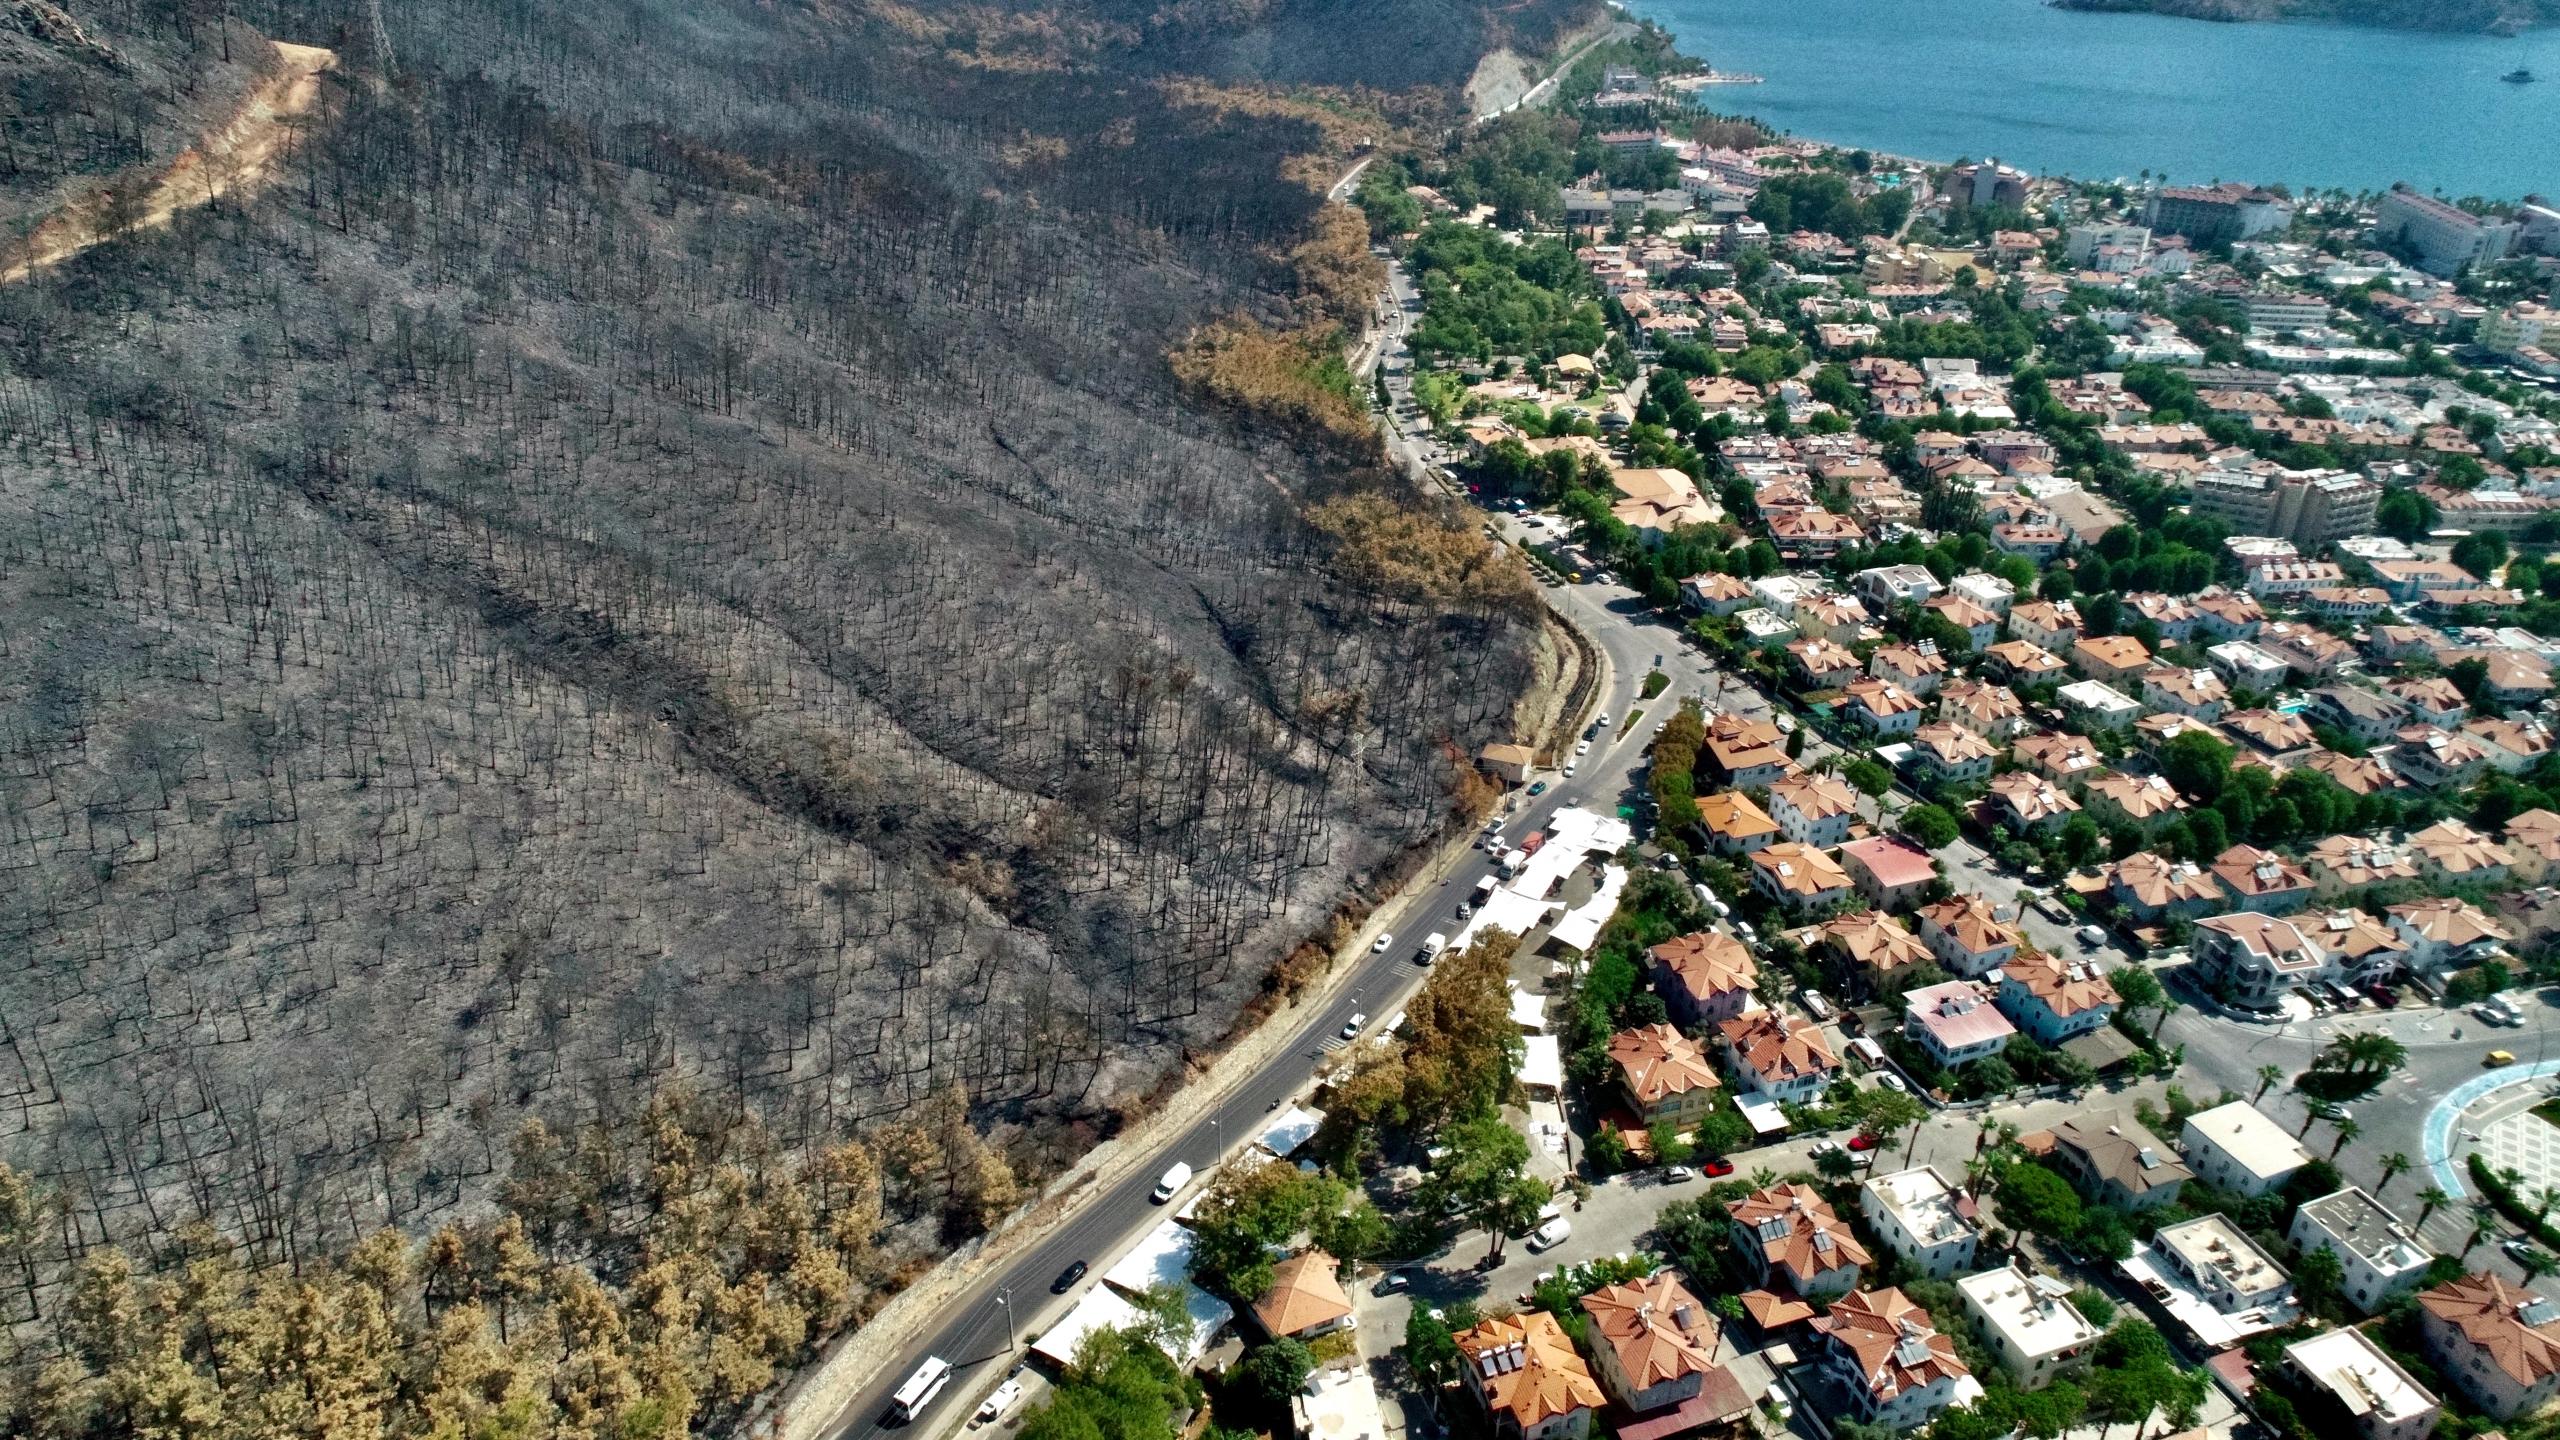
1749;1166;1780;1191
2538;1187;2560;1227
2253;1064;2284;1103
2526;1251;2559;1285
2330;1117;2361;1160
2464;1219;2495;1258
2417;1185;2450;1229
2148;992;2181;1040
2376;1152;2413;1195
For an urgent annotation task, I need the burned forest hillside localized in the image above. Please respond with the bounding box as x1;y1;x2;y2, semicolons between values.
0;0;1584;1351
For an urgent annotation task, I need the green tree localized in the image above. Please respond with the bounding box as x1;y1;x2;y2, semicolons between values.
1242;1337;1316;1405
2158;730;2234;800
1900;804;1961;850
1995;1164;2082;1239
1843;758;1894;798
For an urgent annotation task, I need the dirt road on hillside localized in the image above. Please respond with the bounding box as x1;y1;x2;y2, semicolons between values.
3;40;336;284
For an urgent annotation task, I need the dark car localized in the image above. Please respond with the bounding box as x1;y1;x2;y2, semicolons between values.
1051;1260;1089;1293
1372;1273;1411;1296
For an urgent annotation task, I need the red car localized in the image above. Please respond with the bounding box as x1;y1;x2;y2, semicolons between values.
1703;1157;1735;1177
1847;1133;1878;1152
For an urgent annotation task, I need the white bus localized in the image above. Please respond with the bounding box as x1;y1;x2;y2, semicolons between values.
890;1356;953;1424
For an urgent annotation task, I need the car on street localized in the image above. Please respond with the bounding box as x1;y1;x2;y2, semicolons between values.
1526;1217;1572;1252
1528;781;1548;796
1341;1013;1368;1040
2078;924;2107;948
1050;1261;1089;1293
1810;1139;1844;1159
2488;1049;2517;1066
1663;1165;1695;1183
1575;740;1591;755
975;1380;1024;1426
1848;1133;1878;1151
1372;932;1393;954
1876;1073;1907;1093
1372;1272;1411;1295
1703;1157;1735;1177
1595;713;1610;727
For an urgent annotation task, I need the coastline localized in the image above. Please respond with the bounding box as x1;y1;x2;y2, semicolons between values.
1616;0;2557;201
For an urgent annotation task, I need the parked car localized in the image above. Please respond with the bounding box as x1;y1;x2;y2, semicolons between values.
1575;740;1591;756
1527;780;1548;796
1341;1012;1368;1040
1372;1272;1411;1295
1526;1217;1572;1252
1050;1260;1089;1294
1848;1133;1878;1152
2078;924;2107;948
1703;1157;1735;1177
1876;1073;1907;1093
1663;1165;1695;1183
976;1380;1024;1426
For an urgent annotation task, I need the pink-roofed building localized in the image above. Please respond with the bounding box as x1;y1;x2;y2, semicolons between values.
1904;980;2017;1069
1840;834;1940;911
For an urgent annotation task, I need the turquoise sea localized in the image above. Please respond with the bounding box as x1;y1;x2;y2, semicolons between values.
1625;0;2560;200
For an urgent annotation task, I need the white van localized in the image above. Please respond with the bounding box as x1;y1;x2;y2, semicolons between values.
1846;1037;1887;1070
1151;1162;1193;1204
1527;1216;1572;1252
1421;933;1448;961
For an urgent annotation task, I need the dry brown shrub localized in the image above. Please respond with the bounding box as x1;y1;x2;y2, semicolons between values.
1306;494;1540;614
1167;319;1369;438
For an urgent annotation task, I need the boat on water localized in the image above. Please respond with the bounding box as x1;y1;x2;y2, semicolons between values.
2502;67;2536;83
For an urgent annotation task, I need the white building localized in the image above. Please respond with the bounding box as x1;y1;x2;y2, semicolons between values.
1860;1167;1980;1280
2057;680;2141;730
2284;1328;2441;1440
2290;1188;2431;1314
1959;1266;2101;1391
2180;1101;2313;1197
2122;1213;2298;1349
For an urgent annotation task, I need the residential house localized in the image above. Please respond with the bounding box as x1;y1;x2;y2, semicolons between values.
2385;676;2466;729
2208;642;2294;696
1455;1311;1605;1440
2259;623;2354;680
2385;722;2488;789
2406;818;2514;889
2469;716;2555;775
2014;732;2106;789
1789;638;1863;690
1796;591;1874;643
2007;597;2088;648
1871;644;1951;696
1769;772;1860;847
1844;679;1928;737
2072;635;2154;684
1841;835;1939;912
2306;749;2407;798
1941;680;2029;741
1904;980;2017;1069
2210;844;2315;914
1719;1011;1839;1103
2305;835;2423;897
1952;572;2018;615
1253;1250;1356;1339
1729;1183;1870;1298
2306;686;2411;746
1769;510;1868;559
1924;595;2002;651
1995;952;2120;1044
2506;809;2560;886
2387;897;2513;975
2193;588;2266;640
2084;772;2188;832
2058;681;2143;731
2222;707;2317;758
2046;1110;2191;1211
1823;910;1937;994
2110;853;2224;924
1984;639;2069;684
2180;1101;2312;1197
1703;714;1793;789
1650;931;1760;1028
2416;1272;2560;1421
2131;1214;2297;1348
1609;1024;1724;1127
1683;572;1756;616
2283;1328;2440;1440
1579;1272;1749;1430
2142;667;2231;723
2126;593;2202;642
1751;842;1854;911
1857;564;1944;608
1696;791;1783;856
1915;895;2020;977
1860;1167;1979;1280
2289;1188;2431;1314
1908;724;1999;788
1816;1288;1974;1430
1984;774;2077;838
1960;1266;2101;1391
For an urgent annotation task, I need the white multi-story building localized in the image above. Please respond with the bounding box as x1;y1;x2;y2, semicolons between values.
2286;1329;2441;1440
1959;1266;2101;1391
2290;1188;2432;1314
1860;1168;1979;1280
2375;184;2518;276
2181;1101;2313;1197
2125;1214;2298;1349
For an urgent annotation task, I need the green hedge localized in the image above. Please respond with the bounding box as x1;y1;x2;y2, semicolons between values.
2469;1153;2560;1252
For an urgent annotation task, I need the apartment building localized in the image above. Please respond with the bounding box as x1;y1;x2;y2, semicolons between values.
1861;1167;1980;1279
1960;1266;2101;1391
